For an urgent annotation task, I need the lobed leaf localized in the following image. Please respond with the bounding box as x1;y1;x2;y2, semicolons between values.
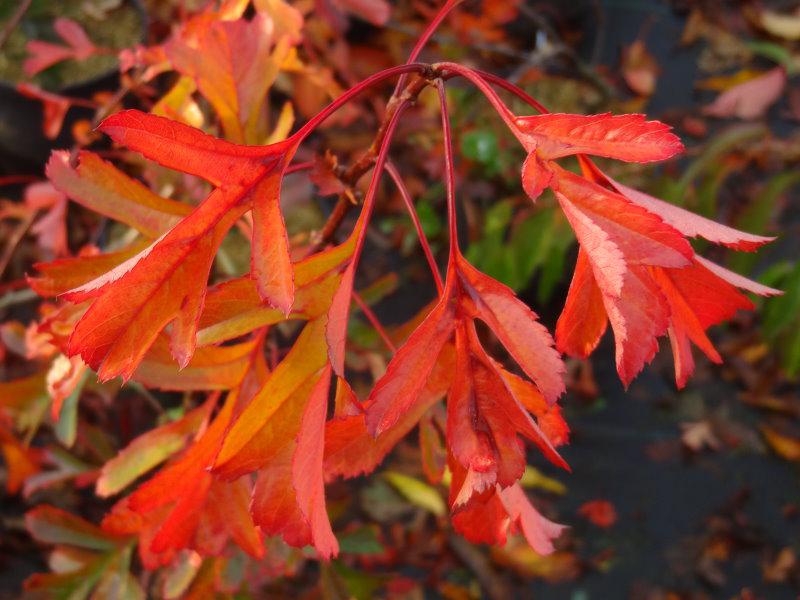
515;113;683;162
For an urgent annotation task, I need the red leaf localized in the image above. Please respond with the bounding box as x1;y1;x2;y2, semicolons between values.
694;256;781;297
499;483;567;554
292;365;339;559
520;152;553;202
450;472;566;555
555;168;693;274
365;294;456;436
324;344;455;479
64;197;243;380
586;162;775;251
577;499;617;528
555;249;608;358
703;67;786;120
457;254;565;405
47;151;189;238
604;266;670;386
104;390;263;565
62;111;299;379
515;113;683;162
53;18;95;59
23;19;96;76
250;174;294;314
23;42;74;76
98;110;292;187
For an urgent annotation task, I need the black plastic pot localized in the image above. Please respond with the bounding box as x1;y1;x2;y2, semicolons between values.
0;0;146;173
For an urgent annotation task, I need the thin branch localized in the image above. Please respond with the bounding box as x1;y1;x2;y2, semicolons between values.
0;211;37;280
295;63;429;142
312;74;431;250
394;0;465;94
0;0;32;50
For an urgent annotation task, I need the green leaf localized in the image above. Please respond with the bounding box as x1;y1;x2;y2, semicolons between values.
96;403;209;497
338;526;385;555
26;505;121;551
462;129;499;165
383;471;446;516
54;369;91;448
331;562;387;600
729;171;800;274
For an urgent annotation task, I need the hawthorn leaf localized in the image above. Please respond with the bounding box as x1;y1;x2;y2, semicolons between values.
53;17;95;58
555;168;693;271
457;254;565;404
29;243;149;298
132;338;257;391
250;173;294;313
64;198;244;381
105;390;263;565
365;293;456;437
292;365;339;558
598;168;775;251
703;67;786;120
47;151;190;238
165;14;291;144
96;402;211;497
498;367;570;448
520;152;553;202
98;110;293;187
515;113;684;162
324;344;455;480
603;265;670;386
24;41;74;76
498;484;567;555
213;318;328;478
26;505;122;551
555;249;608;358
63;111;301;378
196;237;354;346
694;255;782;297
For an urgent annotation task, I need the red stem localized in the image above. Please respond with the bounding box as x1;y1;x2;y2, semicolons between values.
475;69;550;114
349;103;410;265
384;161;444;296
394;0;464;94
0;175;40;187
353;291;397;353
433;62;518;132
285;161;314;175
435;79;460;257
294;63;427;142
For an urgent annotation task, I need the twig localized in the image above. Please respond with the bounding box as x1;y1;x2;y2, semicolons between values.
0;0;32;50
447;534;509;600
0;210;36;280
311;74;432;250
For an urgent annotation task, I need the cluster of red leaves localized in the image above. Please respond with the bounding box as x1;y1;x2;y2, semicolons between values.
0;0;781;594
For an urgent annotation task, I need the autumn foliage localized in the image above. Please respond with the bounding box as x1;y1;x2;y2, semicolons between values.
0;0;784;597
